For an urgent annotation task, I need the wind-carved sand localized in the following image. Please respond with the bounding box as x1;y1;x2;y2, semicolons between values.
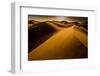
28;21;88;60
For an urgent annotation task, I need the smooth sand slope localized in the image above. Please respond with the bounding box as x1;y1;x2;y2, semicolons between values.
28;24;88;60
28;21;64;52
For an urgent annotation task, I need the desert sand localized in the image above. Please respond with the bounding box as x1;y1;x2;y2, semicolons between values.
28;21;88;60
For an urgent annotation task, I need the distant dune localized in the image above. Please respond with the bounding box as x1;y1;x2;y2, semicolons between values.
28;20;39;27
28;20;88;60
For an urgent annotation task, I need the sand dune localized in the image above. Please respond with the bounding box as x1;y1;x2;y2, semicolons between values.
72;25;87;47
28;24;88;60
28;21;71;53
45;21;65;30
28;22;57;52
51;21;70;27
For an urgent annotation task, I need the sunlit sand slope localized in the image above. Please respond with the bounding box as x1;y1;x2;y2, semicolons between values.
28;21;64;52
28;25;87;60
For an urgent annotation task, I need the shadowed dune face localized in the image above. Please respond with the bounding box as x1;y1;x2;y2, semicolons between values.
28;22;57;53
28;15;88;61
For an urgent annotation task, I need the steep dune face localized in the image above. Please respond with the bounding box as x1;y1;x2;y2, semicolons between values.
28;22;58;53
28;21;70;53
28;25;88;60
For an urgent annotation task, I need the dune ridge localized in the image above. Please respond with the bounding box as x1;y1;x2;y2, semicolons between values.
28;22;88;60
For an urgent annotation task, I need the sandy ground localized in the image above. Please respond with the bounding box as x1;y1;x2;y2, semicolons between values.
28;25;87;60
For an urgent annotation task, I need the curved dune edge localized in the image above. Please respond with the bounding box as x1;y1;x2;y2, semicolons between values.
28;25;88;61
